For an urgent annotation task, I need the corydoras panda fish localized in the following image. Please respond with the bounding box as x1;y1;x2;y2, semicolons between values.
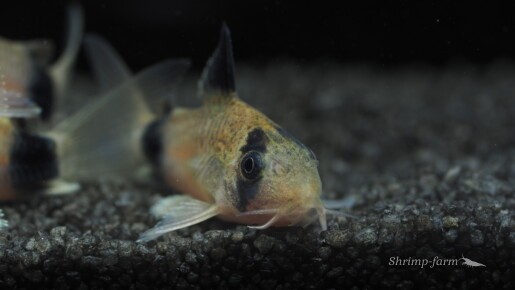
38;26;327;241
0;34;183;201
0;2;83;120
0;34;187;226
137;24;326;242
0;2;83;205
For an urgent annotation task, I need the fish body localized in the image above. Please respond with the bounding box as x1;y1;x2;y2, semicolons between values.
0;3;83;202
155;97;322;226
138;24;325;241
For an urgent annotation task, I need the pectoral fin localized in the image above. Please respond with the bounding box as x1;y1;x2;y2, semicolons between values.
50;1;84;99
43;180;80;195
138;195;219;242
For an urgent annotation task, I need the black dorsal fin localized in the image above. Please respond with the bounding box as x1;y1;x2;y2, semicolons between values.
198;23;236;102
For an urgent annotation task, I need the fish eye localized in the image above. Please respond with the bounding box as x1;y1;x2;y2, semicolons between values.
240;151;263;180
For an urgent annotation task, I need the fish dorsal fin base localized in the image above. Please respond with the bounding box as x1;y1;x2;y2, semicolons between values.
198;23;237;104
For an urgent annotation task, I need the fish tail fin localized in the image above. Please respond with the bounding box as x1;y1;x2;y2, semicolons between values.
49;36;190;180
50;1;84;99
83;34;132;91
82;33;189;115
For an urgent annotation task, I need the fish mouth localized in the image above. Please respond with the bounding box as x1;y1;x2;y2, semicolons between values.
225;203;327;230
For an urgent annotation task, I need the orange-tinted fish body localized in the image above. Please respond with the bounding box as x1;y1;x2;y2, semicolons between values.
161;97;321;226
139;24;325;241
0;117;16;199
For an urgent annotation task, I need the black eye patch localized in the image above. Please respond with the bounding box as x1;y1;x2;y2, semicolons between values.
239;128;268;154
235;128;269;211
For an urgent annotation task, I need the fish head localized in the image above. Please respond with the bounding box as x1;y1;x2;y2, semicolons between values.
223;101;324;227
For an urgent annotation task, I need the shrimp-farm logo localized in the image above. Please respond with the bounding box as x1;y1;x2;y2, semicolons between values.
388;255;486;268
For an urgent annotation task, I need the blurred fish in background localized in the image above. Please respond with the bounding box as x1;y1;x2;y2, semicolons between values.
0;1;83;121
0;2;83;229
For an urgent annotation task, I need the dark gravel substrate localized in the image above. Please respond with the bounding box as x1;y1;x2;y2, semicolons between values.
1;61;515;289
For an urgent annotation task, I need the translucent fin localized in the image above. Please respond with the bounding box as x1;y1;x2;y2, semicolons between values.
83;34;131;92
0;209;7;230
50;1;84;99
138;195;219;242
49;59;189;179
138;59;190;114
84;34;189;108
43;180;81;195
322;196;357;209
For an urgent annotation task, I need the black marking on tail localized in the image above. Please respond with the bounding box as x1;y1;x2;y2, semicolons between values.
240;128;268;154
200;23;236;98
9;132;58;190
142;118;165;167
29;65;54;121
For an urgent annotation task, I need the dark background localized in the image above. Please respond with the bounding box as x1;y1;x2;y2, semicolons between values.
1;0;514;70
